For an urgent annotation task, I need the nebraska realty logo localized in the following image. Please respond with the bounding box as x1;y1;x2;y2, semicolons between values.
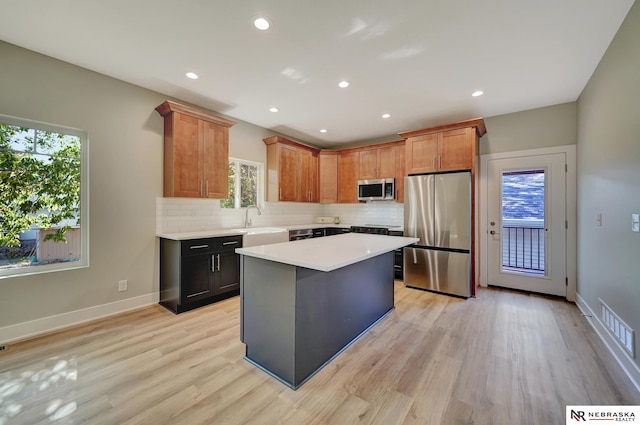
567;405;639;423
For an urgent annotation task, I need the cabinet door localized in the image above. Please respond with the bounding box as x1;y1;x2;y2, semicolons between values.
395;145;405;203
338;152;359;203
438;128;474;171
377;146;396;178
309;153;319;202
171;113;203;198
180;254;214;303
406;134;438;174
358;149;378;180
214;250;240;294
202;121;229;198
279;145;298;201
298;149;312;202
319;153;338;204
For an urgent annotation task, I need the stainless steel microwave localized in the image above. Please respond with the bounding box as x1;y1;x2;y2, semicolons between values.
357;178;395;201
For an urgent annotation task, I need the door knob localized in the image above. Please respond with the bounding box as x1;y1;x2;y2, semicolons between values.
490;230;499;235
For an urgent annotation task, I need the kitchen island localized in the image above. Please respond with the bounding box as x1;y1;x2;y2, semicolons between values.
237;232;418;389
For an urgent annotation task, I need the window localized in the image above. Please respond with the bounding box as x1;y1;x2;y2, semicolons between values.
0;114;89;278
220;158;263;209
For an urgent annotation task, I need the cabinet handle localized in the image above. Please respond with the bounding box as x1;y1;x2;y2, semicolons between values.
280;187;282;200
206;180;209;196
217;254;221;271
211;255;215;272
190;244;209;250
438;156;441;169
222;241;238;246
200;180;203;196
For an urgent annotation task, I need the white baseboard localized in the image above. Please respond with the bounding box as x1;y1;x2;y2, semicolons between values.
576;293;640;393
0;292;160;344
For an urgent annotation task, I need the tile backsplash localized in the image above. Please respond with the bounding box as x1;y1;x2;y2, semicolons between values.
156;198;404;234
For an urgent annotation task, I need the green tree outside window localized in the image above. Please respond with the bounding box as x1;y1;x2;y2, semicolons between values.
0;123;81;267
221;159;260;209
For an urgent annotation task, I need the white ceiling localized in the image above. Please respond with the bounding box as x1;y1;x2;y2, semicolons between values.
0;0;634;147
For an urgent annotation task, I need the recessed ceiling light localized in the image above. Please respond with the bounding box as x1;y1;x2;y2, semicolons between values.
185;72;199;80
472;90;484;97
269;107;279;113
382;113;391;119
254;17;270;30
320;129;328;133
338;81;350;88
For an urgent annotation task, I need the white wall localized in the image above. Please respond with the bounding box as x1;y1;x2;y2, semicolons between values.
576;1;640;373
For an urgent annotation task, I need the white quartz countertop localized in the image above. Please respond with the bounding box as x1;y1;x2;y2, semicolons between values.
236;233;418;272
157;229;249;240
158;224;354;240
158;223;404;240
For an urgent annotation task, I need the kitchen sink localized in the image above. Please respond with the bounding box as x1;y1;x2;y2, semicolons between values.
231;227;289;247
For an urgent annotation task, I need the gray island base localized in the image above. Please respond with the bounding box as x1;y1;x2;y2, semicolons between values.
240;252;394;389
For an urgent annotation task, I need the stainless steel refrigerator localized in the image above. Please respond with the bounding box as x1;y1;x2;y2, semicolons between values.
403;171;472;297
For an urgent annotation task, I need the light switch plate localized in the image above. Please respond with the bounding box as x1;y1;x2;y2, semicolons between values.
632;213;639;232
596;213;602;227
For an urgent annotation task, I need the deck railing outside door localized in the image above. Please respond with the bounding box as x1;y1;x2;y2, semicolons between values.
501;219;545;274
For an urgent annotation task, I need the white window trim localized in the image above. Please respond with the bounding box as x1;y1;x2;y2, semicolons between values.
226;157;264;209
0;113;90;279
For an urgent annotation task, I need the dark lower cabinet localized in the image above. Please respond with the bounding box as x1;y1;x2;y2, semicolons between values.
389;230;404;280
213;249;241;293
181;252;215;303
160;235;242;314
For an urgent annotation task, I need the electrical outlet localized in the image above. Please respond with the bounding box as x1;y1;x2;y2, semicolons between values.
632;213;639;233
118;280;128;292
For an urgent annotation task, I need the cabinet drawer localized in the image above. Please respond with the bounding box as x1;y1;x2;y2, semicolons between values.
181;239;216;255
214;235;243;250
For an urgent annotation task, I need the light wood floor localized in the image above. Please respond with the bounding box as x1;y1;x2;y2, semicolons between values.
1;283;638;425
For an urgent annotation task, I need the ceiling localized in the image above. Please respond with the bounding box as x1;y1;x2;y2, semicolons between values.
0;0;635;148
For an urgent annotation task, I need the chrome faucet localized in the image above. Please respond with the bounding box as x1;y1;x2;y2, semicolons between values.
244;205;262;228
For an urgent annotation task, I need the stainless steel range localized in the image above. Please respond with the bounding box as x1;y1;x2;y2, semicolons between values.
349;225;391;235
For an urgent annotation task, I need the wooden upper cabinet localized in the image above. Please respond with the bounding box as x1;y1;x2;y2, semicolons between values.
309;152;319;203
338;151;359;203
395;145;406;203
404;133;439;174
399;118;486;175
298;149;319;202
439;128;475;171
264;136;320;203
202;120;230;198
358;149;378;180
156;100;236;198
377;146;396;178
358;146;396;180
278;144;299;201
319;151;338;204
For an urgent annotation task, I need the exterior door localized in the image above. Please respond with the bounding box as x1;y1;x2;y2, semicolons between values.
486;153;566;296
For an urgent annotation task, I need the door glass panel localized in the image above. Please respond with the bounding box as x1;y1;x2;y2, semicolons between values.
501;169;546;276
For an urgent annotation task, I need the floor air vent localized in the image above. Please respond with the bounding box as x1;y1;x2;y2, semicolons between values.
599;298;635;358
